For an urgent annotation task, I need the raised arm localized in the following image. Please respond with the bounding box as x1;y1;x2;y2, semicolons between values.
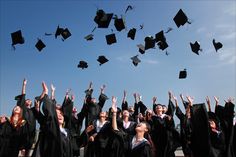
206;96;211;112
121;90;128;110
111;96;119;131
50;84;56;100
22;78;27;95
166;91;175;116
98;84;108;109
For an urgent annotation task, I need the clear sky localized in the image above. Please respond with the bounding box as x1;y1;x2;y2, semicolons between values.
0;0;235;118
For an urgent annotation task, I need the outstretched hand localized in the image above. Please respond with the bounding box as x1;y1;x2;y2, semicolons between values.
23;78;27;85
51;84;56;91
186;96;194;106
42;82;48;94
111;96;117;113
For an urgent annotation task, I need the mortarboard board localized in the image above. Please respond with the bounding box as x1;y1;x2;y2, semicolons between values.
35;39;46;52
155;31;168;50
212;39;223;52
144;36;155;50
94;9;113;28
114;17;125;32
127;28;136;40
11;30;25;47
106;33;117;45
131;55;141;66
173;9;189;28
55;26;63;38
84;34;94;41
137;44;145;54
190;41;201;55
179;69;187;79
97;55;109;65
61;28;71;40
77;61;88;69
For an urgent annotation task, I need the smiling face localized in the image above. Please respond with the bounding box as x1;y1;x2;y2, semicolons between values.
56;109;64;126
155;105;163;115
122;110;129;118
13;106;22;114
25;99;32;108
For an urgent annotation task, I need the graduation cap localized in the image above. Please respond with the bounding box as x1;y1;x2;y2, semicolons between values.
173;9;190;28
84;34;94;41
137;44;145;54
94;9;113;28
144;36;155;50
114;17;125;32
35;39;46;52
55;26;64;38
213;39;223;52
97;55;109;65
77;61;88;69
190;41;202;55
131;55;141;66
11;30;25;48
61;28;71;40
155;31;168;50
106;33;117;45
179;69;187;79
127;28;136;40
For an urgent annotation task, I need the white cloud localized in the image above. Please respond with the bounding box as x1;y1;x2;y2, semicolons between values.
196;27;206;34
218;47;236;65
142;59;159;65
220;31;236;41
223;5;236;16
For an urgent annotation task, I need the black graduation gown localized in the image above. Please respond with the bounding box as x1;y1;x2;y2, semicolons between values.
128;139;152;157
0;119;28;157
15;94;36;150
31;94;73;157
190;103;211;157
81;93;108;127
175;106;193;156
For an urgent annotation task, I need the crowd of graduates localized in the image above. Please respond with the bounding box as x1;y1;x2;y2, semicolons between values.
0;79;235;157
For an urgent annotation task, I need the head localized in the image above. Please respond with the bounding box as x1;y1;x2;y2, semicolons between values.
25;99;32;108
122;110;130;118
145;109;153;120
56;108;64;127
135;122;150;134
209;119;217;129
162;105;167;114
72;107;77;114
155;104;163;115
91;98;97;104
99;111;107;120
13;106;22;115
128;106;134;114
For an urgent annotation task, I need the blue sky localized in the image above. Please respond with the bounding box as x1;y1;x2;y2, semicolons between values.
0;0;235;117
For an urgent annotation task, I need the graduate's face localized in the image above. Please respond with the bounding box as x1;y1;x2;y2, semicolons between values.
13;106;22;114
162;106;167;113
91;98;96;104
135;122;148;133
209;120;216;129
56;109;64;125
155;105;162;114
99;112;106;119
25;99;32;108
122;110;129;118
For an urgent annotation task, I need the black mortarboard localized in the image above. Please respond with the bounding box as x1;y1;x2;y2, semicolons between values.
173;9;189;27
114;17;125;32
190;41;201;55
61;28;71;40
179;69;187;79
55;26;63;38
94;9;113;28
137;44;145;54
11;30;25;46
144;36;155;50
84;34;94;41
77;61;88;69
213;39;223;52
35;39;46;52
97;55;109;65
106;33;117;45
131;55;141;66
127;28;136;40
155;31;168;50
